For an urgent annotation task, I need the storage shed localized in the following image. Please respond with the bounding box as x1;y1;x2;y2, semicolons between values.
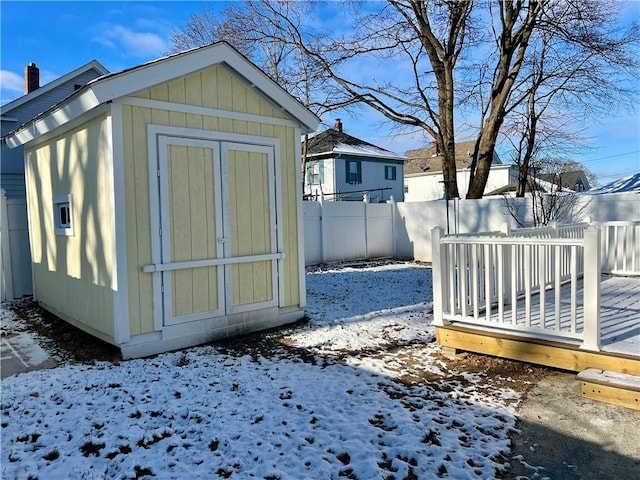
6;43;319;358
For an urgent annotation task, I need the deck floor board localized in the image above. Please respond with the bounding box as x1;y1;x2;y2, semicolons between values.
458;275;640;357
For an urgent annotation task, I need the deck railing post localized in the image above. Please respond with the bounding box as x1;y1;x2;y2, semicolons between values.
432;227;449;327
501;223;512;305
581;226;601;351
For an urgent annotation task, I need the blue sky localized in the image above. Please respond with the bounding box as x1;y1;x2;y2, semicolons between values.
1;0;638;184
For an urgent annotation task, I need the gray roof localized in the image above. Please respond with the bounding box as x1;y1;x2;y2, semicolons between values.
537;171;590;190
304;128;406;161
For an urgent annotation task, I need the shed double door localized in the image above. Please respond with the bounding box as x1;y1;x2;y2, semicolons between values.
156;136;279;326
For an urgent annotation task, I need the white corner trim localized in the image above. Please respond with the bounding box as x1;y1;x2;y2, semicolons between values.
118;96;299;129
147;125;164;333
107;103;131;344
294;126;307;308
273;140;286;308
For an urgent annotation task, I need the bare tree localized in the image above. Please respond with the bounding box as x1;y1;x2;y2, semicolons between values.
267;1;549;199
171;1;638;200
170;1;333;189
493;2;639;197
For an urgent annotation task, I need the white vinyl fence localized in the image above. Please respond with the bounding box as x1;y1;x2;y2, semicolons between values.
303;192;639;266
303;201;394;265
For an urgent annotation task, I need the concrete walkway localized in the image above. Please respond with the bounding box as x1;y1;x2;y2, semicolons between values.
509;371;640;480
1;332;57;378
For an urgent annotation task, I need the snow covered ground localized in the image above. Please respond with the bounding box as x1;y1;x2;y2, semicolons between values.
1;262;526;479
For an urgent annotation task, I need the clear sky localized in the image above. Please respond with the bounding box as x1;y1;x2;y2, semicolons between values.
1;0;638;184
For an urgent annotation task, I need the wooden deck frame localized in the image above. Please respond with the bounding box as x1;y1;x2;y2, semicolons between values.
436;324;640;375
577;369;640;410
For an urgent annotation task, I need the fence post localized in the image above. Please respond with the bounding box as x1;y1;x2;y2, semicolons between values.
388;196;397;258
363;202;369;259
432;227;449;327
581;226;601;351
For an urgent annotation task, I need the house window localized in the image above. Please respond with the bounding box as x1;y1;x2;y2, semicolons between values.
346;160;362;184
53;194;73;236
310;163;321;184
385;165;397;180
404;185;409;194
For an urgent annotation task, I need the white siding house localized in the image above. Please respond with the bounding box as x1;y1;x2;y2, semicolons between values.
304;120;407;202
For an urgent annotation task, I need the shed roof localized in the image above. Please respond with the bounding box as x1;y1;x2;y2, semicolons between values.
304;128;406;161
6;42;319;148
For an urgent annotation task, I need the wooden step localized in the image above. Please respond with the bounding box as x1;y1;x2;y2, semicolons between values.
577;368;640;410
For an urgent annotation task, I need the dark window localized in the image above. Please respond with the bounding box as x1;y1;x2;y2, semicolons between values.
53;194;73;236
385;165;397;180
346;160;362;184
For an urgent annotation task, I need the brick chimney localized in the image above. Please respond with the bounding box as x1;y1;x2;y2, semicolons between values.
25;62;40;93
431;140;440;156
334;118;343;133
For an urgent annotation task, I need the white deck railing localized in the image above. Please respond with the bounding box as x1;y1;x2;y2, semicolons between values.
432;221;640;351
598;221;640;276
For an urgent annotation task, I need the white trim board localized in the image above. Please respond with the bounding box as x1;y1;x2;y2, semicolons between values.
294;126;307;308
147;124;283;149
118;96;300;129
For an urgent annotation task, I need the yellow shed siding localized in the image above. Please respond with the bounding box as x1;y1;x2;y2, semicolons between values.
25;114;115;341
123;65;301;336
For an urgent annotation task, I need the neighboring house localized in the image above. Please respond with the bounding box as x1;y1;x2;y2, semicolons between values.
5;42;319;359
485;170;592;196
303;119;407;202
1;60;109;197
403;140;516;201
1;60;109;300
537;170;591;193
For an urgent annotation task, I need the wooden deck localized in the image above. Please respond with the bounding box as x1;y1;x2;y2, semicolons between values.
437;275;640;375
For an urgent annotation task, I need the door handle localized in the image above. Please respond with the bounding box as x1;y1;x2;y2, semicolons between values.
217;237;231;244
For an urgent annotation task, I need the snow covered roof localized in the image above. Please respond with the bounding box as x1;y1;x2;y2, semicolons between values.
304;128;407;161
582;173;640;195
